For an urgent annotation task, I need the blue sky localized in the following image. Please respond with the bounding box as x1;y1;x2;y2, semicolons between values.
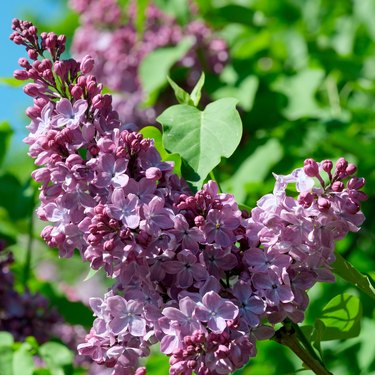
1;1;67;144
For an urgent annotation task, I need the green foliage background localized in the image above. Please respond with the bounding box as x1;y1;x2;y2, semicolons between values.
1;0;374;374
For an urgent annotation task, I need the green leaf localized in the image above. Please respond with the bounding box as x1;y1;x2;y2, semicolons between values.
139;37;194;106
157;98;242;189
0;174;34;221
272;69;326;120
13;343;35;375
0;346;13;375
0;122;13;169
314;293;362;341
32;370;52;375
167;76;193;106
190;72;205;107
213;76;259;112
0;332;14;347
83;267;99;282
39;342;73;374
140;126;181;175
332;252;375;300
34;282;94;327
135;0;149;37
223;139;283;203
0;77;29;87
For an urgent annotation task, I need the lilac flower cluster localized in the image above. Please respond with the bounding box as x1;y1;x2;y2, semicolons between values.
11;19;366;375
69;0;228;125
0;244;61;343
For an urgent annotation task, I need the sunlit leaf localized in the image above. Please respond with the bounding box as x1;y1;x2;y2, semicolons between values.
13;343;35;375
140;126;181;175
223;139;283;203
0;332;14;347
139;38;194;105
272;69;326;120
157;98;242;189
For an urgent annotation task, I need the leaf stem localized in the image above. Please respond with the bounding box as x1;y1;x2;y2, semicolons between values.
23;209;34;288
289;320;322;363
272;321;333;375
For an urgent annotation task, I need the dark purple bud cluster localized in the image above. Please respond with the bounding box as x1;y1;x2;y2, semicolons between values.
0;245;61;343
69;0;229;125
12;21;367;375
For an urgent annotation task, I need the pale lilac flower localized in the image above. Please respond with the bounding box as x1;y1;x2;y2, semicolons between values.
107;296;146;337
194;291;238;333
55;98;88;128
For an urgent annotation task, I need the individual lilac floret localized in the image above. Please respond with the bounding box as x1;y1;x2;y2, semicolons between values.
107;296;146;337
194;291;239;333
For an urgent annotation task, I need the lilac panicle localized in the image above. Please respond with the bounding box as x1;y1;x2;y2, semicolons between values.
12;19;367;375
69;0;228;125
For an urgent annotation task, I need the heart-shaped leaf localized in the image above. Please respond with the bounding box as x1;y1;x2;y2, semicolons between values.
157;98;242;189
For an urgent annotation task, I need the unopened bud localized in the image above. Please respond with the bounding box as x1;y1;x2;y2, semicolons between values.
14;69;29;80
194;215;205;227
336;157;348;172
145;167;162;180
304;158;320;177
318;197;331;211
347;177;365;190
70;84;83;99
298;191;314;208
346;163;357;176
331;181;344;192
80;55;95;74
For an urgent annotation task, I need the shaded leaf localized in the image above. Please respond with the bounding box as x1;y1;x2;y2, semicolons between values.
314;293;362;341
0;122;13;168
332;252;375;300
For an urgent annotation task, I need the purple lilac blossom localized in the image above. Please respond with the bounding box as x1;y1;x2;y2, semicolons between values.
11;19;367;375
69;0;228;125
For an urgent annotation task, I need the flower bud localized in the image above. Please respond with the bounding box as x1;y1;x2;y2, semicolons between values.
331;181;344;192
298;191;314;208
27;48;38;60
194;215;205;227
347;177;365;190
318;197;331;211
13;69;29;80
303;158;319;177
346;163;357;176
70;84;83;99
80;55;95;74
336;157;348;172
24;83;40;97
344;199;360;214
145;167;162;181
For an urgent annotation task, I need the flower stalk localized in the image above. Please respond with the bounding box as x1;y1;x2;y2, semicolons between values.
273;321;333;375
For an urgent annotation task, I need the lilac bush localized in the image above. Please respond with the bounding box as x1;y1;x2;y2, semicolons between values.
69;0;228;125
10;18;367;375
